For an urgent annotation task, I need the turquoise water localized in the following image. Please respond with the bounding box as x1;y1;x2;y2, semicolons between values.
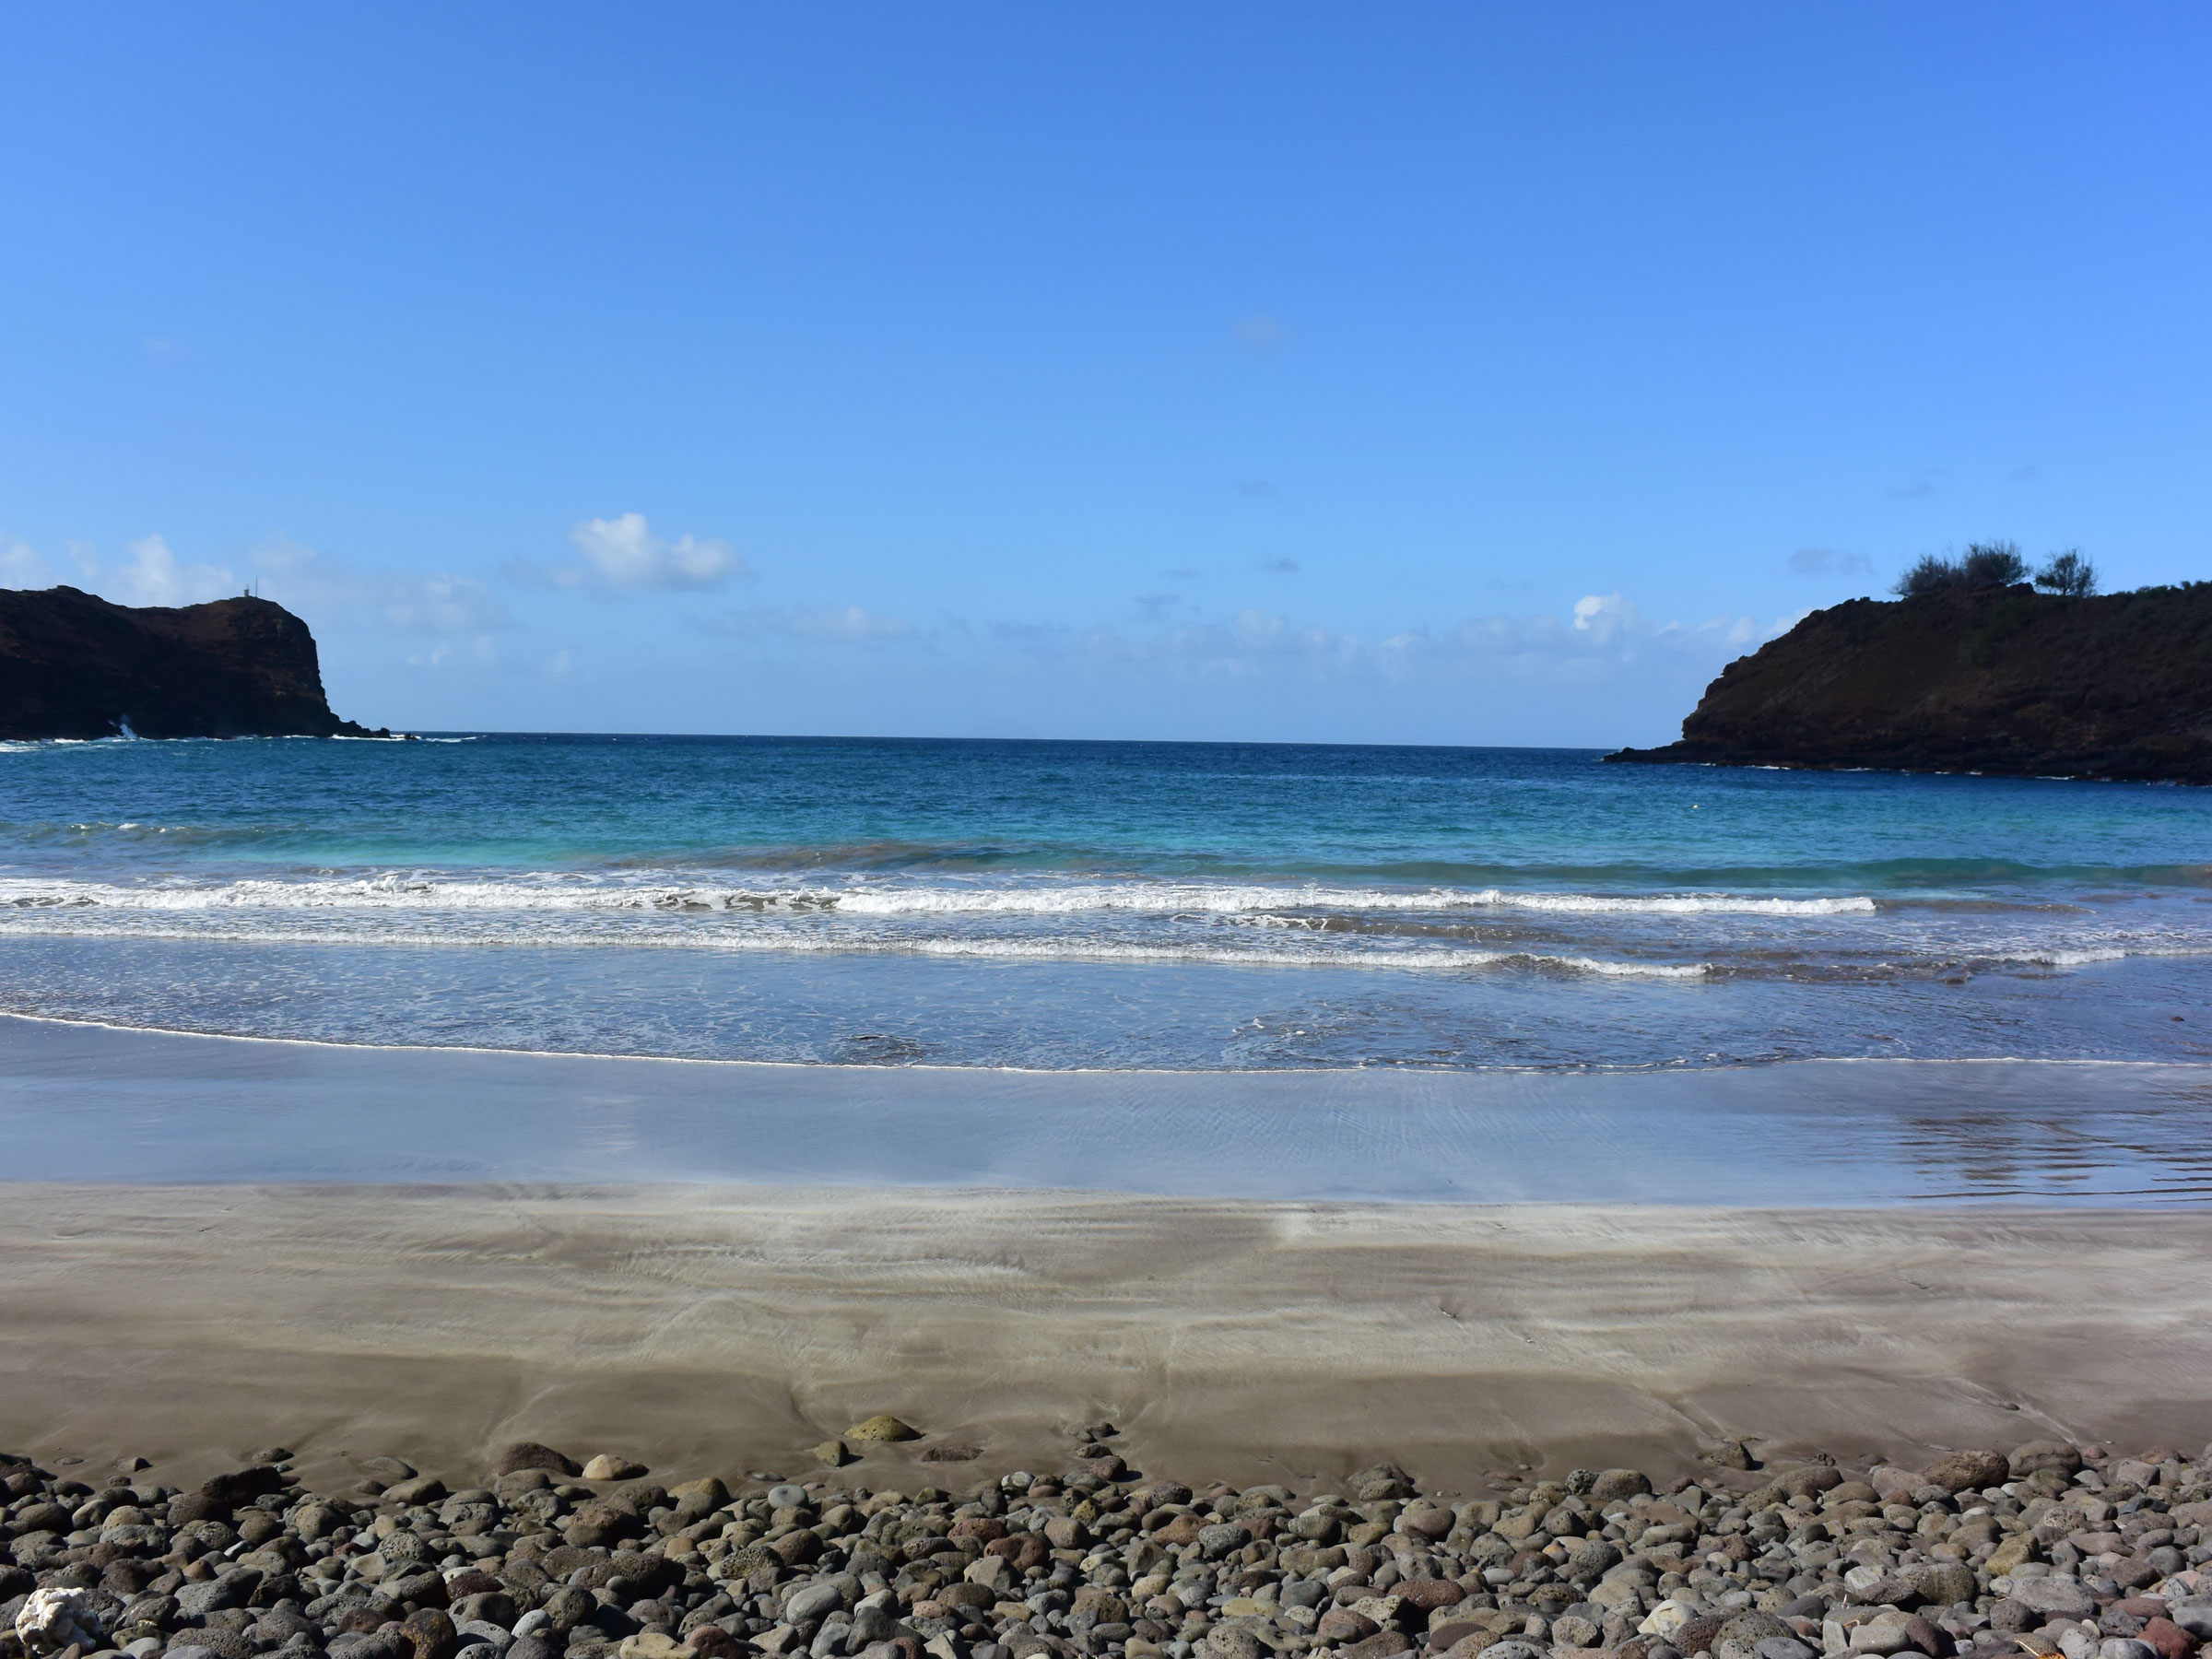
1;733;2208;1068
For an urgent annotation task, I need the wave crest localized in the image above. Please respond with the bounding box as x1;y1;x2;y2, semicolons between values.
0;873;1875;920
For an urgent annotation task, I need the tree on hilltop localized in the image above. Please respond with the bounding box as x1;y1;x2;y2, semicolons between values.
1895;539;2095;598
2033;549;2098;596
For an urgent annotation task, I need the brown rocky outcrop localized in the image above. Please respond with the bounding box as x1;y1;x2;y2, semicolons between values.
1609;582;2212;782
0;584;386;739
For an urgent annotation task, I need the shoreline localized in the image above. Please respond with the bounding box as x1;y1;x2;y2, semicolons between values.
3;1016;2210;1203
5;1006;2206;1077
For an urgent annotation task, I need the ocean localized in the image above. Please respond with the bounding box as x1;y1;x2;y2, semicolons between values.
2;732;2207;1072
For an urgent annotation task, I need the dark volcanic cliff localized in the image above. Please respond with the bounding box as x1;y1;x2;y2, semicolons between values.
0;585;384;740
1609;582;2212;783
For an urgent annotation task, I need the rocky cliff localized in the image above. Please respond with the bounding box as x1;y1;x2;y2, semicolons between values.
1608;582;2212;782
0;585;388;740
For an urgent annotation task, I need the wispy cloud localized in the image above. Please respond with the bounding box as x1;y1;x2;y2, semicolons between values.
1234;313;1286;354
1261;557;1300;574
2;530;510;637
1786;547;1872;577
0;535;57;589
83;535;240;607
697;603;915;642
404;635;501;671
250;538;511;634
976;594;1778;688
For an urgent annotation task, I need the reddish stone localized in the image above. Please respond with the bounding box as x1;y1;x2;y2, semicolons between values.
1318;1609;1382;1643
1394;1582;1465;1612
985;1532;1051;1572
768;1529;822;1567
1900;1614;1949;1658
2138;1618;2192;1659
1340;1631;1414;1659
1150;1513;1205;1547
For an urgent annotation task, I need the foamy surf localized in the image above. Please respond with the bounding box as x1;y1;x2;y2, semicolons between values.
2;732;2207;1069
0;871;1875;918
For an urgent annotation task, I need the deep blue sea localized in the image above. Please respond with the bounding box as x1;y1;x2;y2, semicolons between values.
2;732;2209;1070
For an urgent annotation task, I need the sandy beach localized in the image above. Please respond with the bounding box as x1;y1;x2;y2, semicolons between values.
0;1182;2206;1495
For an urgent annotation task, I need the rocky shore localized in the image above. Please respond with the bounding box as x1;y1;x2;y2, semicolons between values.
7;1430;2212;1659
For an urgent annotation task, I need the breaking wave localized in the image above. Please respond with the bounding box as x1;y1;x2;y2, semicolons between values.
0;872;1875;919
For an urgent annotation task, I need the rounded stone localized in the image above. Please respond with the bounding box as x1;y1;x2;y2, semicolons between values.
1588;1471;1653;1503
494;1444;582;1479
2010;1441;2085;1479
1924;1450;2009;1493
845;1416;921;1443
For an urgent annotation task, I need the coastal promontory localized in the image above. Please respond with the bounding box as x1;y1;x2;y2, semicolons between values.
0;584;386;740
1609;582;2212;782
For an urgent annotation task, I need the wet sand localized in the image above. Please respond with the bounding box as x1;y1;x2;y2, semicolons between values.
0;1182;2206;1494
6;1014;2212;1202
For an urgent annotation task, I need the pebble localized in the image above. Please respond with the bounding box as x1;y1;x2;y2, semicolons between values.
5;1437;2212;1659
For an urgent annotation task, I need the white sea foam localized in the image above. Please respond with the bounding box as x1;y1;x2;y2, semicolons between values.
0;910;1712;976
700;934;1712;977
0;873;1876;919
1996;946;2131;967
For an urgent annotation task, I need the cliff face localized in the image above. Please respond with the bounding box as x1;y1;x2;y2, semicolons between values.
0;585;383;741
1608;582;2212;783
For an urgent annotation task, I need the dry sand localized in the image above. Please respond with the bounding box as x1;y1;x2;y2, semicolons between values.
0;1182;2203;1495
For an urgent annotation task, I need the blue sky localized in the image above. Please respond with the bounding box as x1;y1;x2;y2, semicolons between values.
3;4;2206;744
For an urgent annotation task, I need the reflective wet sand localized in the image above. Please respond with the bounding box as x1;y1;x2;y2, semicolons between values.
4;1015;2212;1202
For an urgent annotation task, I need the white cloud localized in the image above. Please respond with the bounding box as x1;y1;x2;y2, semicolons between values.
96;535;240;607
4;531;504;647
0;535;56;588
569;513;747;591
1571;591;1633;639
3;531;236;606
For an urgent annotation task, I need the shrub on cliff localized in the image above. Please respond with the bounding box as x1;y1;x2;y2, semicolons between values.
1894;539;2041;597
2033;549;2098;597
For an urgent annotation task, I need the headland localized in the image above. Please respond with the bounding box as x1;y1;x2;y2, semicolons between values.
0;587;385;741
1608;584;2212;782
